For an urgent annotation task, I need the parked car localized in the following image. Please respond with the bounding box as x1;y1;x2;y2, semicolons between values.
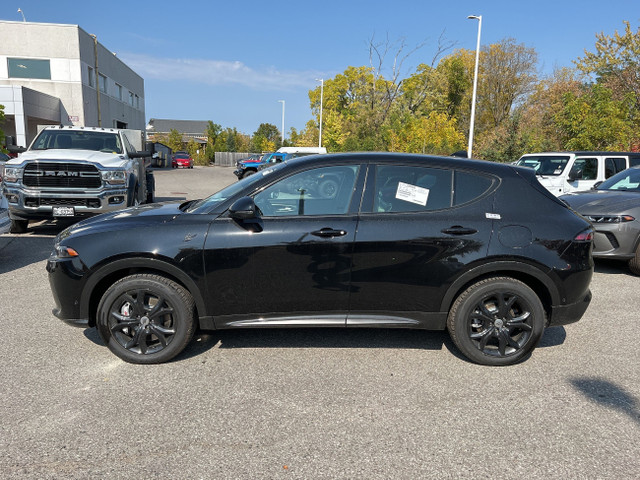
234;152;286;179
47;153;594;366
561;165;640;274
515;151;640;196
172;153;193;169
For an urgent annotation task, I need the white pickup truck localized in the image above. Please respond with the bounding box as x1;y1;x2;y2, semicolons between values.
2;126;154;233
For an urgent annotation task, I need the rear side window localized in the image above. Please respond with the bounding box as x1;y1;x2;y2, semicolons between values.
453;171;494;206
605;157;627;178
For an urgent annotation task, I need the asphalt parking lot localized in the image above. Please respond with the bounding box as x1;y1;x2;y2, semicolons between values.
1;166;638;479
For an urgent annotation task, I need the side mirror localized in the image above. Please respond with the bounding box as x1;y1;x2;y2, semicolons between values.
229;196;258;219
568;168;583;182
592;181;603;190
129;151;151;158
7;145;26;154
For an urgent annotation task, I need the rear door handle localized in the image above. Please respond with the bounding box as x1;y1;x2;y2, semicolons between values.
441;226;478;235
311;228;347;238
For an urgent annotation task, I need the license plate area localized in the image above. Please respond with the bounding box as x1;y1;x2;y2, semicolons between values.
52;206;75;217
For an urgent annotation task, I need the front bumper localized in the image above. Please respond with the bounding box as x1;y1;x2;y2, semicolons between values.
591;223;640;260
47;254;90;327
4;184;129;221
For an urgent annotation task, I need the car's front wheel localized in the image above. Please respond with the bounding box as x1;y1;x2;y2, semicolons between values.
447;277;545;366
628;244;640;275
96;274;196;364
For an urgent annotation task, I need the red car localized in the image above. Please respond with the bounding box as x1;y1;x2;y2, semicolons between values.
172;153;193;169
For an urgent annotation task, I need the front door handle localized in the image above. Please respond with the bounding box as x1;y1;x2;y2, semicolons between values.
441;226;478;235
311;228;347;238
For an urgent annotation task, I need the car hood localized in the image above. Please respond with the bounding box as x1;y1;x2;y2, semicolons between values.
59;201;194;239
560;190;640;214
7;149;128;168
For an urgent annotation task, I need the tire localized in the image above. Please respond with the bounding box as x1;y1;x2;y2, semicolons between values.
10;219;29;233
145;172;155;204
96;274;196;364
319;178;339;198
628;244;640;275
447;277;545;366
128;184;140;207
242;170;256;179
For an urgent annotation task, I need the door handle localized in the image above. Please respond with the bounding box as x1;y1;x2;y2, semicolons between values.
311;228;347;238
441;226;478;235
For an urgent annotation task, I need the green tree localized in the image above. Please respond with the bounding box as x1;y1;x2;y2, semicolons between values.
205;121;222;162
390;112;465;155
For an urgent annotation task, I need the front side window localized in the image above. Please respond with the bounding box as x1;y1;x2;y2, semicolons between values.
8;58;51;79
255;165;359;217
570;158;598;180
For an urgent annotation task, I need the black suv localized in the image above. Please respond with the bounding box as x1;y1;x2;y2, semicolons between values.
47;153;594;365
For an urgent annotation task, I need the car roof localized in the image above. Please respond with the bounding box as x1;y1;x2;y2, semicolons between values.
282;152;518;175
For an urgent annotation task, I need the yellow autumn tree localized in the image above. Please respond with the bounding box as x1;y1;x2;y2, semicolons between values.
390;112;465;155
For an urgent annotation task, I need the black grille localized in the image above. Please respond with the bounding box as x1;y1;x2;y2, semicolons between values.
25;197;100;207
23;162;101;188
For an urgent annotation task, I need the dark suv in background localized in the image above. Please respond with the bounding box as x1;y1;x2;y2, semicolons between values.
47;153;594;366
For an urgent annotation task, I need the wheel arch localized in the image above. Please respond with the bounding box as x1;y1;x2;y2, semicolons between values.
81;257;207;328
440;261;560;322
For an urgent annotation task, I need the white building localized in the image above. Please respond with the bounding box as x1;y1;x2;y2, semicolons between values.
0;20;145;147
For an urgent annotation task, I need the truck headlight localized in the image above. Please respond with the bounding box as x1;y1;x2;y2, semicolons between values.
3;167;22;183
101;170;127;185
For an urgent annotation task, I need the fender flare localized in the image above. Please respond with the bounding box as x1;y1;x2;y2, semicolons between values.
80;257;208;324
439;260;561;312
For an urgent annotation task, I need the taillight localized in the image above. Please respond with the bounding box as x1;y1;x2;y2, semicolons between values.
574;229;594;242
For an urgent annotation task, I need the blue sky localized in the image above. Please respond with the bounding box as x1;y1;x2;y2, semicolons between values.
3;1;639;136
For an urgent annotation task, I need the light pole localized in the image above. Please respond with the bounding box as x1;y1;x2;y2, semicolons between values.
17;8;26;21
278;100;285;146
316;78;324;148
467;14;482;159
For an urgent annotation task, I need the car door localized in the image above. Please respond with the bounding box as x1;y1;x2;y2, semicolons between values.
347;162;497;328
203;163;364;327
567;157;600;192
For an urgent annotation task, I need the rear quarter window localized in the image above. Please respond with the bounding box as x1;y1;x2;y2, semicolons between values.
453;171;495;206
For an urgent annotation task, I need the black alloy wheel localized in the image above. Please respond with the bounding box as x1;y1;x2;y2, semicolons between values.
447;277;545;366
97;274;196;364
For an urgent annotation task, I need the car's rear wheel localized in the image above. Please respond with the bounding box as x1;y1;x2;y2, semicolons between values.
447;277;545;366
628;244;640;275
96;274;196;364
9;219;29;233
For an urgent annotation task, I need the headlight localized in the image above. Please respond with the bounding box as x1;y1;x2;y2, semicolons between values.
54;245;79;258
586;215;635;223
3;167;22;183
101;170;127;185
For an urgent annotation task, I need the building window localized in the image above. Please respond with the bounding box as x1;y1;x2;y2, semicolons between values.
135;94;139;109
8;58;51;79
99;73;107;93
129;91;134;106
116;83;123;100
88;66;95;87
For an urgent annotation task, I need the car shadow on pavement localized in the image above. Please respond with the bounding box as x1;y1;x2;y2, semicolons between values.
0;236;54;273
594;259;632;275
538;326;567;348
570;377;640;426
176;328;451;362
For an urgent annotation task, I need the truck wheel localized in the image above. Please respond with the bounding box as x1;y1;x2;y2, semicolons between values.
10;219;29;233
145;172;155;204
128;184;140;207
242;170;256;179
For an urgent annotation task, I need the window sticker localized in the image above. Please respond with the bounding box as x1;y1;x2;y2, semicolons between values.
396;182;430;206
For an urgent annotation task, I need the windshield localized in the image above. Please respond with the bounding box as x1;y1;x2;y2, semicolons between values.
516;155;571;176
186;162;287;213
597;167;640;192
31;130;123;154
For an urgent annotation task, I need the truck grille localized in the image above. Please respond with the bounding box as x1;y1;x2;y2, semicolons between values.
25;197;101;208
23;162;102;188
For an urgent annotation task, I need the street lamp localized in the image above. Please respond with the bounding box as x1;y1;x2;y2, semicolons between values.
17;8;26;22
467;14;482;159
316;78;324;148
278;100;285;146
